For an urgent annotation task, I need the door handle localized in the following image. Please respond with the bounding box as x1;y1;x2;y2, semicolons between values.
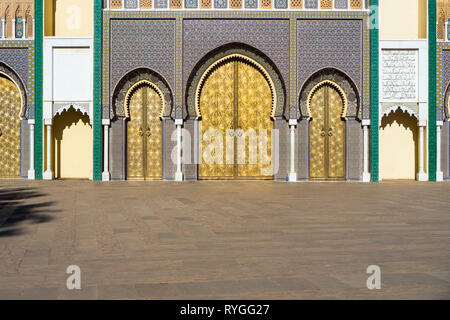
146;127;151;137
328;128;333;137
320;128;326;137
139;127;144;137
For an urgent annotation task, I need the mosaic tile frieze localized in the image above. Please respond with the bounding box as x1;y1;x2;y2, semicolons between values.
183;18;290;118
298;68;360;120
112;68;174;119
185;47;286;119
297;19;363;120
108;19;176;117
0;43;34;119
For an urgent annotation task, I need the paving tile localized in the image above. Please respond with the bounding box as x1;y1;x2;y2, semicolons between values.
0;180;448;299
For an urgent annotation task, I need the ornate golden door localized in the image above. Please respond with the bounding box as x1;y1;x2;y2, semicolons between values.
309;84;346;180
127;84;162;180
198;59;273;180
0;75;21;178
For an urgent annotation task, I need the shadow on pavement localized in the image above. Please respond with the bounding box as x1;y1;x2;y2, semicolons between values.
0;187;58;237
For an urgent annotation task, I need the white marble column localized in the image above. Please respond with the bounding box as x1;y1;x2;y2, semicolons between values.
12;19;15;39
23;19;26;38
417;120;427;181
1;19;5;38
288;119;297;182
362;119;371;182
43;119;53;180
102;119;111;181
436;121;444;181
175;119;183;181
28;119;35;179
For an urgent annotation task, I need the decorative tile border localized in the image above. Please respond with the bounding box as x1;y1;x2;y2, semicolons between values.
369;0;379;182
94;0;103;181
437;42;450;121
34;0;43;179
429;0;437;181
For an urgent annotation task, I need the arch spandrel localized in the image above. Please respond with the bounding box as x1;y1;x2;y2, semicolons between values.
112;68;173;120
0;63;28;119
444;83;450;121
299;68;360;121
186;45;286;120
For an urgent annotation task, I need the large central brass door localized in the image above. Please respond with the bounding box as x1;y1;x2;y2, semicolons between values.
127;85;162;180
309;84;346;180
198;60;273;180
0;75;21;178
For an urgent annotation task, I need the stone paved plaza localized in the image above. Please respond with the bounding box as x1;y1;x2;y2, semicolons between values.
0;180;449;299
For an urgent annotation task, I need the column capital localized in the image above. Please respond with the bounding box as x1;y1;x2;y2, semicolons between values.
418;120;427;127
102;119;110;126
288;119;297;126
44;118;52;125
362;119;371;126
175;119;183;126
28;119;35;125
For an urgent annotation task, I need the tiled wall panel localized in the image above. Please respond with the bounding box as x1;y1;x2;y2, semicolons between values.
109;119;125;180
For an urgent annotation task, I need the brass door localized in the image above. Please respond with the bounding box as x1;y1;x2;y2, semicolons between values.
0;75;21;178
309;85;346;180
127;85;162;180
198;60;273;180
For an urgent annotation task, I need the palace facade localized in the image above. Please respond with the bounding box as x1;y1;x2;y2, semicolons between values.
0;0;447;182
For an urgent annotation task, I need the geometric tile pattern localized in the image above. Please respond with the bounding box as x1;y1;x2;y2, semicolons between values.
297;19;363;118
124;0;139;8
245;0;258;8
0;41;35;119
103;11;370;123
274;0;288;8
108;19;176;116
304;0;318;8
183;19;290;117
185;0;198;8
155;0;168;8
346;119;363;180
335;0;348;9
436;42;450;121
214;0;228;8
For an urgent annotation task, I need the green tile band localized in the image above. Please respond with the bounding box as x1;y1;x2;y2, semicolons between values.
34;0;43;179
429;0;437;181
93;0;103;181
370;1;379;182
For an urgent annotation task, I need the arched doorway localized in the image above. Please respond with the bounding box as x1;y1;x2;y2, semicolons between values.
197;57;274;180
0;74;21;178
309;83;346;180
126;82;163;180
53;107;92;179
380;108;418;180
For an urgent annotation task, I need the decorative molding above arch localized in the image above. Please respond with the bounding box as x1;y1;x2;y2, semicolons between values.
299;68;360;120
54;104;90;118
186;46;286;120
381;105;418;120
112;68;173;120
306;80;348;120
123;80;165;120
0;63;28;119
